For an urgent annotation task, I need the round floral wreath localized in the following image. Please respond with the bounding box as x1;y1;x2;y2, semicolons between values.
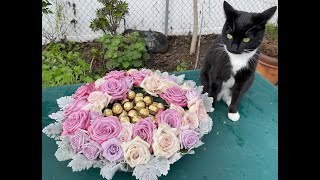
43;69;214;180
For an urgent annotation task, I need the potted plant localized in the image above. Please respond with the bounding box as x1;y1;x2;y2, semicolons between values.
256;21;278;85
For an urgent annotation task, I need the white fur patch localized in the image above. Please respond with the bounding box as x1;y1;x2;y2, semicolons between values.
224;45;257;74
217;76;235;106
228;112;240;121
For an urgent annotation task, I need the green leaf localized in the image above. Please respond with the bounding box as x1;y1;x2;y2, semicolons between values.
83;76;94;83
122;61;130;69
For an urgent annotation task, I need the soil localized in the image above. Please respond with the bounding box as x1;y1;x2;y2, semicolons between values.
260;38;278;59
43;33;278;74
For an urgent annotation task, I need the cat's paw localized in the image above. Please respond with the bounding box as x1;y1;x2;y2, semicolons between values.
228;112;240;122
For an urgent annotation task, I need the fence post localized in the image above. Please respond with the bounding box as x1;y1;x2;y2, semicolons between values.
164;0;169;36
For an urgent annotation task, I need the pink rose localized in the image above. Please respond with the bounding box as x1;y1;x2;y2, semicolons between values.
64;96;89;117
122;76;134;89
117;121;133;142
156;109;182;128
189;99;209;122
88;116;122;144
179;129;199;149
159;86;187;107
181;111;199;130
72;83;95;100
100;79;128;102
70;129;90;153
133;117;156;145
81;141;102;160
104;70;126;80
62;110;90;136
127;69;152;86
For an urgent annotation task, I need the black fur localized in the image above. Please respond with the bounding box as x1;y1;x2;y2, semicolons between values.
200;1;277;119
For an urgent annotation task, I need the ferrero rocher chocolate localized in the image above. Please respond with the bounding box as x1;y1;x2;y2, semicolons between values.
121;99;130;104
120;116;130;123
119;110;128;117
123;101;134;111
136;93;144;97
157;103;165;110
148;104;159;115
150;115;156;123
128;109;138;118
135;101;146;110
112;103;123;115
131;116;142;123
143;96;153;105
139;108;149;118
134;96;144;103
103;108;113;116
127;91;136;100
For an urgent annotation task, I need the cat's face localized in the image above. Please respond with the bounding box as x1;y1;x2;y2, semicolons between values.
221;1;277;54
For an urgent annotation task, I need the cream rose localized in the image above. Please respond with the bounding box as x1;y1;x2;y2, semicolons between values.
94;78;106;90
182;111;199;130
81;91;112;113
152;123;180;158
139;74;163;96
117;121;133;142
189;99;209;122
121;136;151;168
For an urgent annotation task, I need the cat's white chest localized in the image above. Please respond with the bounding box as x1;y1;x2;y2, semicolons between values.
224;46;257;74
217;76;235;106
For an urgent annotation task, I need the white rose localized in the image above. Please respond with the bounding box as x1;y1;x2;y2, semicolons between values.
121;136;151;168
152;123;180;158
182;111;199;130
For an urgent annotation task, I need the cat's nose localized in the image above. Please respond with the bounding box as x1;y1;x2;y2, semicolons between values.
231;44;239;51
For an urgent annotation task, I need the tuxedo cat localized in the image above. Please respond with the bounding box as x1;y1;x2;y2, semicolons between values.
200;1;277;121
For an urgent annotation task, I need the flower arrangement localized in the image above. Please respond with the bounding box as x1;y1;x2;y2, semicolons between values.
43;69;214;180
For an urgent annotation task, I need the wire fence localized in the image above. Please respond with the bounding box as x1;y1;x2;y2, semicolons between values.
42;0;278;44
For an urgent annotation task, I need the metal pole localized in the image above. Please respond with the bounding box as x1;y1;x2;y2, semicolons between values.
164;0;169;36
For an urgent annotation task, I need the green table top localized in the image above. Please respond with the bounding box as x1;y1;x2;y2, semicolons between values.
42;70;278;180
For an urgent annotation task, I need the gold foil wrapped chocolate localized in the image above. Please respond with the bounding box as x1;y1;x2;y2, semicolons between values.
134;96;144;103
119;110;128;117
121;99;130;104
157;103;165;110
143;96;153;105
131;116;142;123
127;91;136;100
103;108;113;117
123;101;134;111
128;109;138;118
135;101;146;110
112;103;123;115
148;104;159;115
120;116;130;123
150;115;156;123
136;93;144;97
139;108;149;118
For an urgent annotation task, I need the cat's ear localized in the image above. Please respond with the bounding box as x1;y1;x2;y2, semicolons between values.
255;6;277;25
223;1;237;20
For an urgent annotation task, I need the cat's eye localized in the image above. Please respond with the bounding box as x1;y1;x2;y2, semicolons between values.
243;38;250;42
227;34;233;39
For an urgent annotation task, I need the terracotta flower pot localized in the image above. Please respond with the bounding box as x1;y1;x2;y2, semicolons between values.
256;53;278;85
